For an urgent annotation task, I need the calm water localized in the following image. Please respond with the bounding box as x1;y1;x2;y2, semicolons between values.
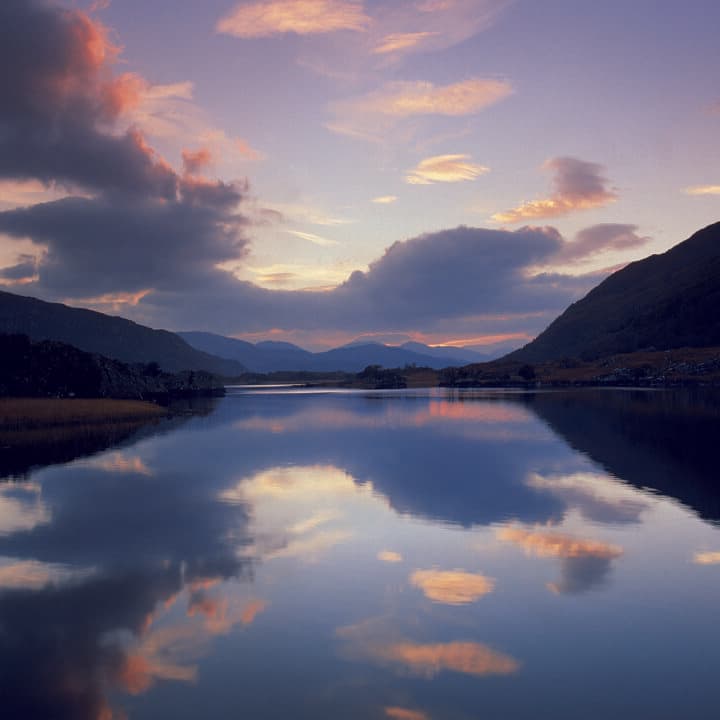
2;388;720;719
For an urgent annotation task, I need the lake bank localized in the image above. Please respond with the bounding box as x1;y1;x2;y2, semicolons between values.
0;397;167;431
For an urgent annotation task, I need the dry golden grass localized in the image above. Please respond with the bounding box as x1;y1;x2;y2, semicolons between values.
0;398;166;430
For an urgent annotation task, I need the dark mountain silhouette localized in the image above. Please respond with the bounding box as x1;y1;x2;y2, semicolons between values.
0;334;224;399
509;221;720;362
179;332;475;372
399;341;492;363
0;290;244;375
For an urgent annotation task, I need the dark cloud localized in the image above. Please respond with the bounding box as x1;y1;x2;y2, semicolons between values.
0;192;246;296
0;0;176;198
0;254;37;281
555;224;651;263
121;225;599;335
0;0;250;300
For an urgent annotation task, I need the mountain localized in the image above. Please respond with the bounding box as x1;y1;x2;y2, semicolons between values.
0;290;245;375
399;341;492;364
312;343;468;372
179;332;473;372
509;222;720;362
178;332;315;372
0;334;224;400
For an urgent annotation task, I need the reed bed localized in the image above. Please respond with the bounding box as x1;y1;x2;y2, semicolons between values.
0;398;166;431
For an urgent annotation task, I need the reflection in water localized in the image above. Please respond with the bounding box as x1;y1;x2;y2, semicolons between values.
497;527;624;595
0;558;91;589
338;619;520;678
409;569;495;605
524;389;720;523
525;472;649;525
384;706;429;720
0;388;719;718
0;481;50;535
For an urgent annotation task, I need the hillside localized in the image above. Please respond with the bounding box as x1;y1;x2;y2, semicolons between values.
509;221;720;362
179;331;474;372
0;291;245;375
0;334;225;400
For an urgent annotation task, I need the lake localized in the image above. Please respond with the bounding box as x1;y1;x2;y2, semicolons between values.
2;387;720;719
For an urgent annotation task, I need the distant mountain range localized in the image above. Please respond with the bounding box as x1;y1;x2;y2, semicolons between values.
179;332;492;373
0;290;245;375
509;221;720;363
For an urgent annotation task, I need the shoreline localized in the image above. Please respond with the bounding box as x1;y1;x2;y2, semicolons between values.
0;397;167;431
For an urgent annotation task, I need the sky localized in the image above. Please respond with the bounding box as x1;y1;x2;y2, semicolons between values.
0;0;718;351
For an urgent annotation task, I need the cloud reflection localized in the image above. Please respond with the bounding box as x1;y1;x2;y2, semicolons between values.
497;526;623;595
385;706;429;720
410;569;495;604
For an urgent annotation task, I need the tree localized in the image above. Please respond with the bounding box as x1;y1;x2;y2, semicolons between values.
518;364;536;381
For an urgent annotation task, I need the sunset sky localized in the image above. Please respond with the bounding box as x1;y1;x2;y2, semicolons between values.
0;0;718;350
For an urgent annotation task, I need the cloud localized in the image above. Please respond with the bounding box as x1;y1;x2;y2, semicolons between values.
328;78;512;140
182;147;214;175
334;77;512;118
493;157;617;223
405;154;489;184
217;0;371;38
0;254;38;283
552;224;651;264
286;229;340;247
0;5;612;348
298;0;511;79
378;550;403;563
129;82;263;163
112;225;598;339
693;551;720;565
373;31;438;54
0;190;246;297
410;568;495;604
372;195;399;204
0;1;177;197
0;0;250;301
684;184;720;196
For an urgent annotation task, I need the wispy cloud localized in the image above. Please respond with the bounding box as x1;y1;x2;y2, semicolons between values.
372;195;398;204
684;184;720;196
693;551;720;565
334;78;512;119
129;81;263;164
373;31;437;54
217;0;371;38
287;229;340;246
405;154;489;184
493;157;617;223
329;78;512;141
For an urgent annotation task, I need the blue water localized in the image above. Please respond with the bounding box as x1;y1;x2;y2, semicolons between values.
1;387;719;719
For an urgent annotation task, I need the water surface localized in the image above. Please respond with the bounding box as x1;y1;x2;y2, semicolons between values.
2;388;719;719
